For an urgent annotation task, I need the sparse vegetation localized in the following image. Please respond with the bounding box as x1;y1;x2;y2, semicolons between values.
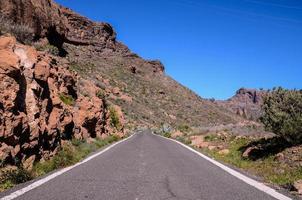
0;16;34;44
69;61;84;73
177;124;191;133
204;134;219;142
163;131;172;138
261;87;302;144
169;131;302;190
154;124;173;138
109;106;122;130
0;167;33;192
35;44;60;56
34;135;120;176
96;89;106;99
69;61;96;74
59;94;75;106
175;136;191;145
201;136;302;186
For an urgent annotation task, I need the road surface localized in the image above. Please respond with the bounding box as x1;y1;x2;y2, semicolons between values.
1;131;290;200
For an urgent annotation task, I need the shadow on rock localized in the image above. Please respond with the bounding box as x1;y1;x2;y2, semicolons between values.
239;136;292;160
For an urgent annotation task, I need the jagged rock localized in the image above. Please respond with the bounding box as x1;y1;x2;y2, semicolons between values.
34;60;50;81
171;130;183;138
0;36;125;169
0;0;120;53
294;180;302;195
190;135;209;148
0;0;68;44
61;7;116;48
146;60;165;74
242;146;260;159
216;88;267;120
23;155;36;171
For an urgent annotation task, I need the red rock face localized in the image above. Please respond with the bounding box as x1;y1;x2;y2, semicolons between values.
0;36;125;169
0;0;165;74
61;7;116;47
0;0;117;50
0;0;67;40
216;88;267;120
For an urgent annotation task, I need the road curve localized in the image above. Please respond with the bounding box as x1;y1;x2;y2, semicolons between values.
1;131;291;200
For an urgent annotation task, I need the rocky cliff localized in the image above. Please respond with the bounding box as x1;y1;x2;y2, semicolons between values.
0;36;125;169
216;88;267;120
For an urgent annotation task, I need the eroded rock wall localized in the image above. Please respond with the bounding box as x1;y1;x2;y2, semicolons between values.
0;36;124;169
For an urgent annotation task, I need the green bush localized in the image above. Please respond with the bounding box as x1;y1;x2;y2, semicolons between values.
35;44;59;56
177;124;191;133
0;167;33;191
96;89;106;99
176;136;191;145
163;131;171;138
52;144;79;169
59;94;75;106
261;87;302;144
69;62;83;73
109;106;122;130
33;135;121;176
71;138;85;147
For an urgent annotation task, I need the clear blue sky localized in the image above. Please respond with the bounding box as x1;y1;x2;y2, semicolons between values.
55;0;302;100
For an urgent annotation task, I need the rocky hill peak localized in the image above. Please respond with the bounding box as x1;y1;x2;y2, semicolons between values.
216;88;267;120
0;0;123;53
234;88;264;104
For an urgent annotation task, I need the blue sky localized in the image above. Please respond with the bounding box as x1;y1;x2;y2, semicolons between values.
55;0;302;100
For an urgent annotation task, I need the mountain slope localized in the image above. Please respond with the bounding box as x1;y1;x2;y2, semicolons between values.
58;5;241;128
0;0;243;168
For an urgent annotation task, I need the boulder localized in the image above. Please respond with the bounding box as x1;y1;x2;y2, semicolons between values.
22;155;36;171
294;180;302;195
208;145;217;151
242;146;259;159
190;135;209;148
218;149;230;155
171;130;183;138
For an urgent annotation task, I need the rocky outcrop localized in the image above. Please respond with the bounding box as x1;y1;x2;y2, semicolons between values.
294;180;302;195
0;0;163;73
146;60;165;74
61;7;116;48
0;0;68;46
0;0;118;51
233;88;263;104
0;36;124;169
216;88;267;120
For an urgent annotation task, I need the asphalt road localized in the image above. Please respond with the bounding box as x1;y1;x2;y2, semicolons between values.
2;131;289;200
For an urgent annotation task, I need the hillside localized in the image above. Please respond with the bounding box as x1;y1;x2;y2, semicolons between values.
60;3;241;128
0;0;242;169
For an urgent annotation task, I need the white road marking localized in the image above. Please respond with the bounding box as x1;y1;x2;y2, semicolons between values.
153;133;292;200
0;134;137;200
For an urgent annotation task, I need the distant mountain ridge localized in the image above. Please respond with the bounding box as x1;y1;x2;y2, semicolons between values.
216;88;267;120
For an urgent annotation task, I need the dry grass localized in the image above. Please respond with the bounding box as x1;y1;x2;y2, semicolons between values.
0;15;34;44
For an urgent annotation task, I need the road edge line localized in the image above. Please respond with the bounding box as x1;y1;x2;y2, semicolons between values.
153;133;292;200
0;133;137;200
